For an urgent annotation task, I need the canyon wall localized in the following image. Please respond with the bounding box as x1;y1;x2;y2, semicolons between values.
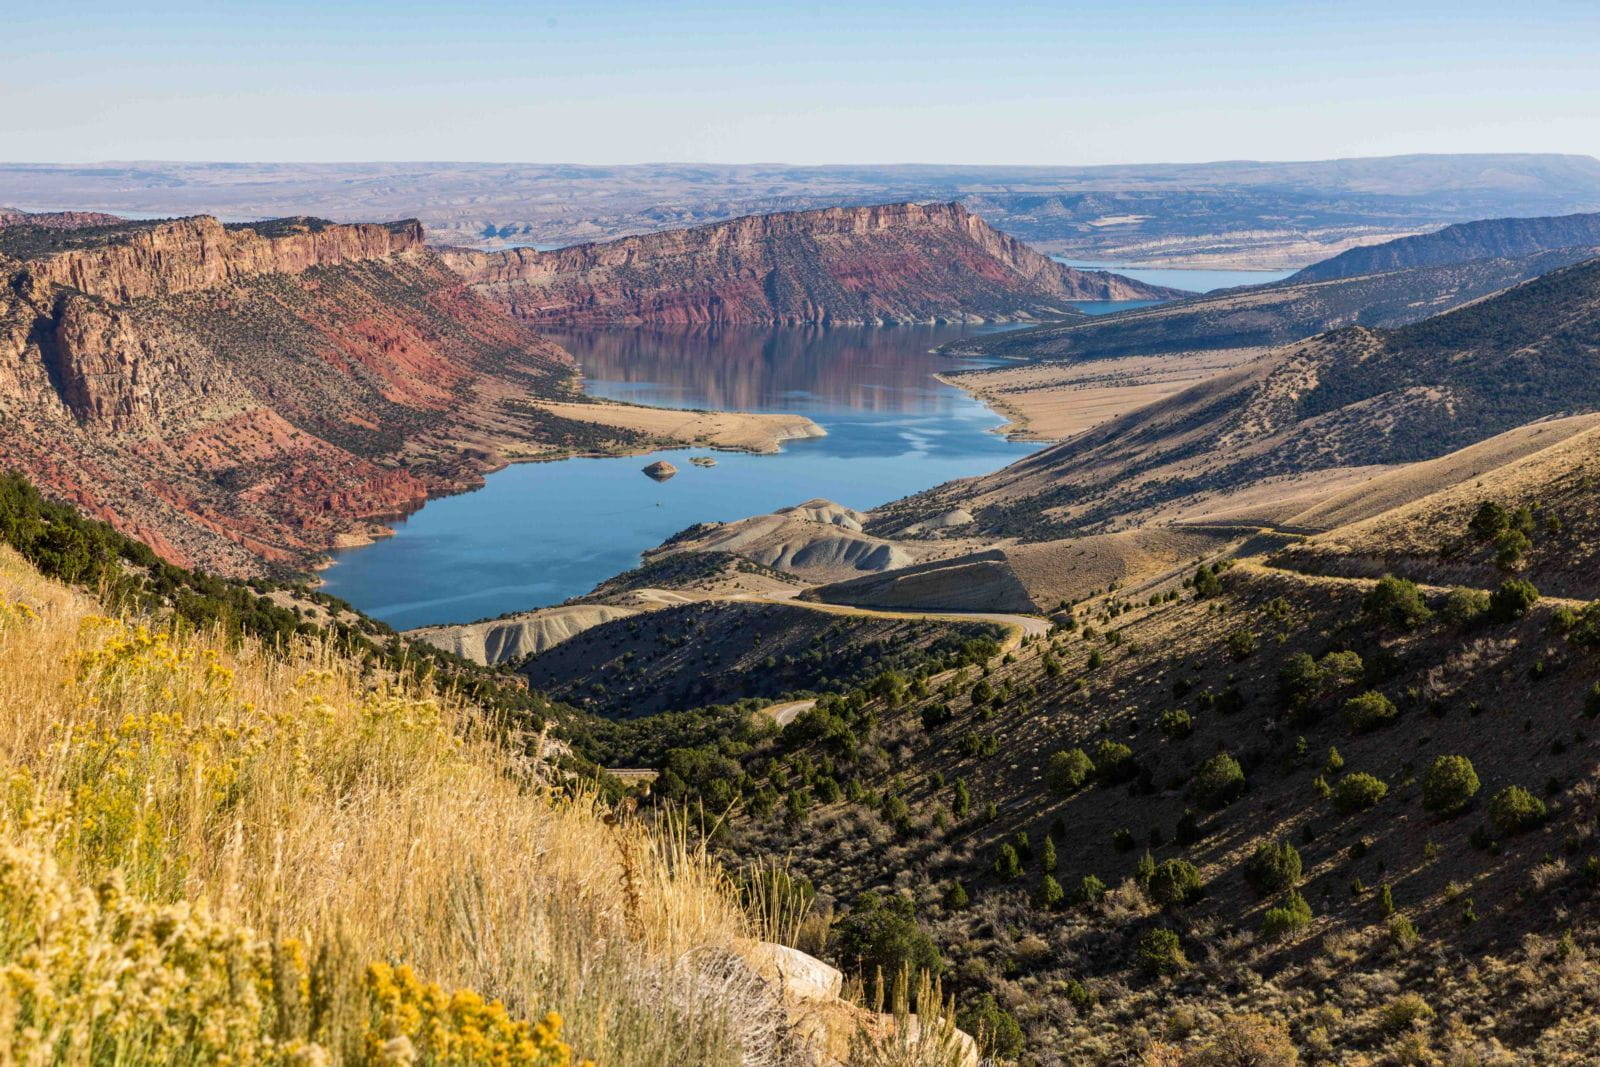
445;202;1182;326
0;215;587;575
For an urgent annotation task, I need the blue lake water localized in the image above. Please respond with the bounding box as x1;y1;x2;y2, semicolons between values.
1055;259;1295;294
320;325;1041;630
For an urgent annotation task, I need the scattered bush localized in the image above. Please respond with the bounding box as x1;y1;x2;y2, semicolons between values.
1159;708;1194;740
833;891;942;999
1345;690;1399;732
1441;586;1490;626
957;994;1024;1059
1488;579;1539;622
1378;993;1434;1033
1135;928;1189;977
1147;859;1204;908
1261;891;1313;939
1077;875;1108;906
1244;840;1302;896
1194;752;1246;810
1488;785;1547;835
1363;575;1432;630
1422;755;1480;815
1225;628;1257;660
1333;773;1389;814
994;844;1022;880
1093;741;1137;785
1045;748;1095;794
1469;501;1509;541
1035;874;1065;910
1191;1013;1299;1067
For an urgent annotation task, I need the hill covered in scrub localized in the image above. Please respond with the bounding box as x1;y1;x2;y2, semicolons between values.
884;253;1600;544
0;475;984;1067
691;551;1600;1063
1289;210;1600;282
941;245;1600;364
443;202;1184;327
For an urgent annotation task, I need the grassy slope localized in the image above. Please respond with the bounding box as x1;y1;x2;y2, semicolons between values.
0;541;790;1066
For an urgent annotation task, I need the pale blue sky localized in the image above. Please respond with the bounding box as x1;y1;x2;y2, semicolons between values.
4;0;1598;164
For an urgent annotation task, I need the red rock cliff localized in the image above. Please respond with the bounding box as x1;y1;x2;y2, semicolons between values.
444;202;1182;326
21;216;425;303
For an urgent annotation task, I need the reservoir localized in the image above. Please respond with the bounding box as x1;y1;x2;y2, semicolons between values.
321;324;1045;630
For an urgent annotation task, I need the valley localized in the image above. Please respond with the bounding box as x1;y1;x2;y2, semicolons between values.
11;187;1600;1066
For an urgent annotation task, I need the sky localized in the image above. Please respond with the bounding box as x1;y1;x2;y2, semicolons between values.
4;0;1599;166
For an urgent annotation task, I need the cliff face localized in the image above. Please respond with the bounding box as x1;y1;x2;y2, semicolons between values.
18;216;424;303
444;202;1182;326
0;215;587;575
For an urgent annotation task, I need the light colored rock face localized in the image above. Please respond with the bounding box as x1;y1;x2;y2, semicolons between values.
654;510;915;583
740;941;978;1067
778;499;869;532
408;604;640;665
443;201;1179;327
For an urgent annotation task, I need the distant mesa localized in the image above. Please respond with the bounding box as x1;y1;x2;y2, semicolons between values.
443;201;1185;328
642;460;678;481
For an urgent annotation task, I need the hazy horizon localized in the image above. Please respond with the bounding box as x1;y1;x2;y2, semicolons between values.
7;1;1598;166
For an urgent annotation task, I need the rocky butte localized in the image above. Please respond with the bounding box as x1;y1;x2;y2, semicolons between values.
443;201;1185;326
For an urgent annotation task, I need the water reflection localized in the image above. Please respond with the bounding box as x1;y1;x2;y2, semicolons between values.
544;324;1009;416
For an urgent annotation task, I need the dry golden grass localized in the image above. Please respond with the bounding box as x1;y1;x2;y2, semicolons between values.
0;545;784;1065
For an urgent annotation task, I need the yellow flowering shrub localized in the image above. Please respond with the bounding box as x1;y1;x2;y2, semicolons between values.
365;962;592;1067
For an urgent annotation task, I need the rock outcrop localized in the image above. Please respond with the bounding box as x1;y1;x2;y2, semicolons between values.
444;202;1184;326
0;214;588;575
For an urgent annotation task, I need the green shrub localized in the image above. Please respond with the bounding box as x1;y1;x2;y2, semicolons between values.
1378;993;1434;1034
993;843;1022;880
1261;890;1312;939
1469;501;1509;541
1194;752;1246;810
1488;579;1539;622
1488;785;1547;835
1244;840;1302;896
1193;565;1223;598
950;778;970;818
1045;748;1095;794
1333;773;1388;813
1147;859;1203;908
1363;575;1432;630
1040;835;1057;873
1345;691;1398;732
1035;874;1065;910
1159;708;1194;740
942;881;969;909
1441;586;1490;626
1422;755;1480;815
1093;741;1136;784
1077;875;1108;906
1494;529;1531;569
833;891;942;999
1389;914;1420;949
957;994;1024;1059
1225;628;1257;660
1135;928;1188;977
